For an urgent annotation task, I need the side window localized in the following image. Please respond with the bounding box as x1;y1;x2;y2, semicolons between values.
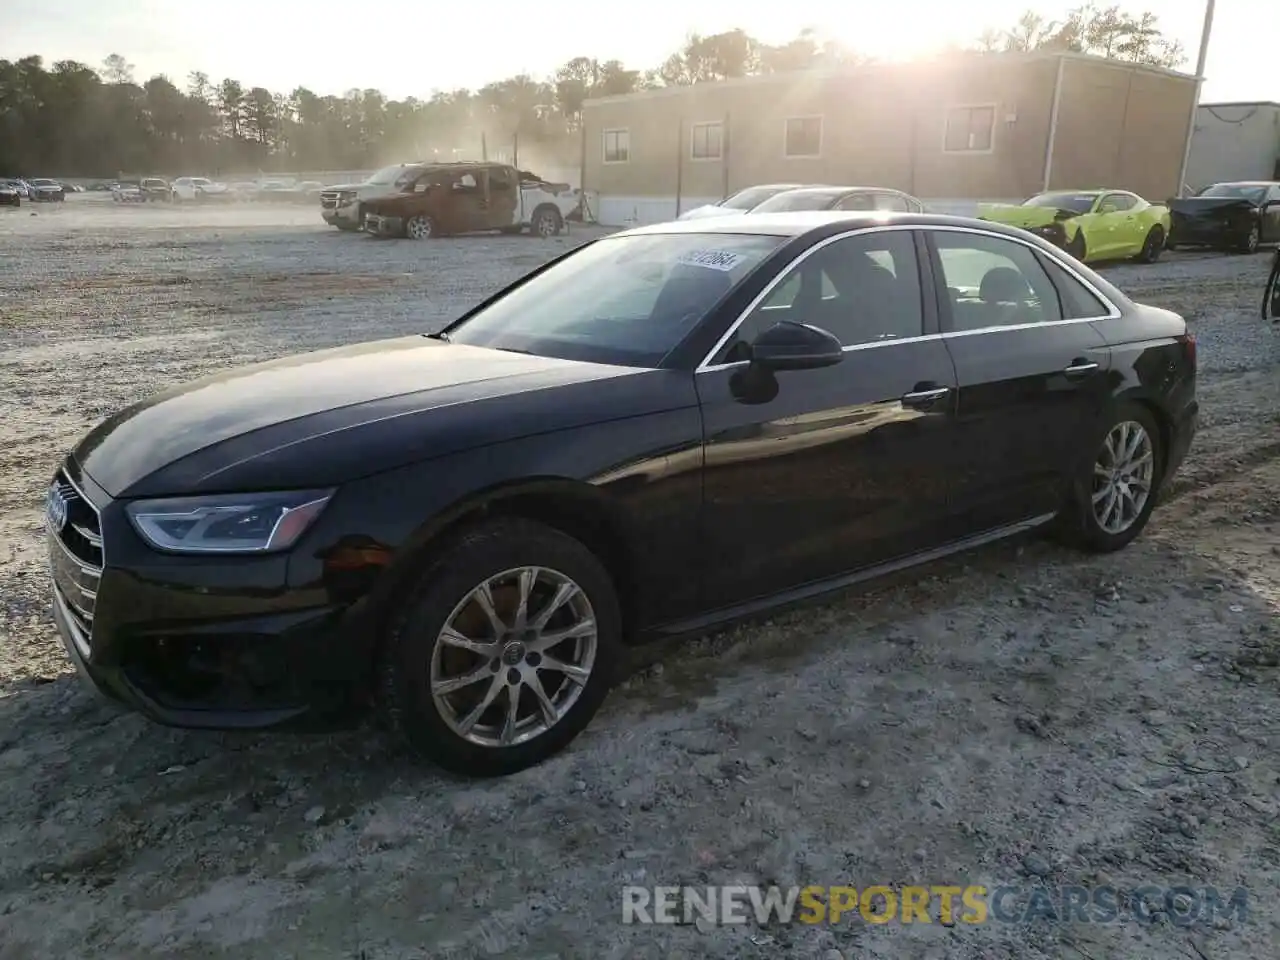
1036;253;1112;319
1101;193;1136;212
873;193;911;212
932;231;1064;331
489;167;514;191
716;231;923;361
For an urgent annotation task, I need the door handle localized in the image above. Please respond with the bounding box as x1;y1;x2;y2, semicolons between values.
901;385;950;408
1063;359;1100;377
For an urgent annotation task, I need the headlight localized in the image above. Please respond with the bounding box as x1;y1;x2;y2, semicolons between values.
125;489;334;554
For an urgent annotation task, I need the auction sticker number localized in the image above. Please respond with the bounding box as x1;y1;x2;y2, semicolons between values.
676;249;746;272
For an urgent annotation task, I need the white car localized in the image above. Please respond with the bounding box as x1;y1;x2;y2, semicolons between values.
677;183;817;221
171;177;230;202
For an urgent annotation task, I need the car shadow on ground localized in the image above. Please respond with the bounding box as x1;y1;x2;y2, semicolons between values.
1;504;1277;959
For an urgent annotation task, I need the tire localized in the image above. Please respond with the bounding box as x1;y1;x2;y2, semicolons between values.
405;214;436;240
1135;225;1164;264
1056;401;1163;553
378;518;622;777
1065;231;1087;262
1241;224;1261;254
531;205;563;238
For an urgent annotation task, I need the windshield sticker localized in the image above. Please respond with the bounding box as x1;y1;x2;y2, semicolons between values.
675;249;748;272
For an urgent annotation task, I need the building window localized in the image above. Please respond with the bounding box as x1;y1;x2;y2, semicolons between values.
943;105;996;153
784;116;822;158
690;121;723;161
603;129;630;164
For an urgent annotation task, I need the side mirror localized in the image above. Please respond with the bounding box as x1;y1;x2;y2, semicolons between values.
749;320;844;371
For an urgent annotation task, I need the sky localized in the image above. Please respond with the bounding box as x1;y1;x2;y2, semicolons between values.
1;0;1272;105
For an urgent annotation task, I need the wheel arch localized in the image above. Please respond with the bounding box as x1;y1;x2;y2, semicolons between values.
371;477;640;646
1108;387;1175;480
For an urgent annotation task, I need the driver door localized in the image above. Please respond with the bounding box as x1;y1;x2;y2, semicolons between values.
1093;193;1133;257
694;228;962;611
442;171;489;232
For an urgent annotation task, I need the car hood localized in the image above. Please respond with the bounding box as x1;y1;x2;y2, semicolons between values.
977;204;1073;228
72;336;683;499
1169;197;1260;216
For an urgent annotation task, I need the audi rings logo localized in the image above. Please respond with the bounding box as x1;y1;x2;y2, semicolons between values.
46;484;69;534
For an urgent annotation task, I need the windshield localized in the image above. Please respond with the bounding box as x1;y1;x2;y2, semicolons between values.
31;179;57;186
1022;192;1098;214
1197;184;1267;203
366;164;421;186
721;185;796;211
750;191;842;213
444;232;786;367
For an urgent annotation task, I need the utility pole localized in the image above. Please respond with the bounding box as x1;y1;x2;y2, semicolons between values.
1176;0;1216;197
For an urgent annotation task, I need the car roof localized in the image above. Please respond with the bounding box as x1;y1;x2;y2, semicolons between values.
613;210;1044;239
1211;180;1278;187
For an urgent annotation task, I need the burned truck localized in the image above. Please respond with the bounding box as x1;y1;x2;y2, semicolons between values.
356;161;577;239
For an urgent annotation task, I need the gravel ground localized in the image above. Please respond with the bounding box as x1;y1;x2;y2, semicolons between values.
2;196;1280;959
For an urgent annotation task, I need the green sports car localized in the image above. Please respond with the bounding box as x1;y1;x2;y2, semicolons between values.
977;190;1172;264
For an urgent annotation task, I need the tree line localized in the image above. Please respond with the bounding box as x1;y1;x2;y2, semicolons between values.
0;4;1184;178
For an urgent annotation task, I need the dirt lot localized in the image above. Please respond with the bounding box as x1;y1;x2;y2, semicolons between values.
2;195;1280;960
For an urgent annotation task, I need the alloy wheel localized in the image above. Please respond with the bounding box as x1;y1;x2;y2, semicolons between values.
1091;420;1155;535
535;211;558;237
1247;226;1260;254
430;565;597;748
407;216;433;240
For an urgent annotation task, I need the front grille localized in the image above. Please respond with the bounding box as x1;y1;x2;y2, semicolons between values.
320;191;350;210
47;469;103;655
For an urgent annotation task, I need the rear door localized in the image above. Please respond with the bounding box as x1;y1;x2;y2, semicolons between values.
1263;185;1280;243
695;227;963;609
485;166;520;228
926;226;1114;531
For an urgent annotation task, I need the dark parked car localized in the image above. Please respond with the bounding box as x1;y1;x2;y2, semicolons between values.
47;211;1197;776
1168;181;1280;253
0;181;18;207
750;185;926;214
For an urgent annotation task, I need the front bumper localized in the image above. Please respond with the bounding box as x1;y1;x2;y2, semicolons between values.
47;462;374;731
364;214;403;238
1169;220;1236;248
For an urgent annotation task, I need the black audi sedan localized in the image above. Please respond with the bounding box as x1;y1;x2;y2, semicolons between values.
47;211;1198;776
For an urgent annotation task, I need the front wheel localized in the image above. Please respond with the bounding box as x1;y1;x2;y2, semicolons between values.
1241;224;1261;254
1065;231;1087;262
1135;225;1164;264
1056;402;1163;553
378;518;622;777
405;214;436;240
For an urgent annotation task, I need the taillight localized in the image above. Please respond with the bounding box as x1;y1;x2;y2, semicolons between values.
1177;331;1196;368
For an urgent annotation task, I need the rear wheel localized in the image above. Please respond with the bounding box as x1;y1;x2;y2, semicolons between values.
1056;402;1162;553
531;205;563;238
378;518;622;776
1241;224;1261;254
1135;225;1164;264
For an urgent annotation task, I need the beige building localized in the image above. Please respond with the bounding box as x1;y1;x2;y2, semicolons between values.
581;51;1198;226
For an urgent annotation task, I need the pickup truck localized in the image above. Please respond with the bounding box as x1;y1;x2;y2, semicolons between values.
324;161;577;237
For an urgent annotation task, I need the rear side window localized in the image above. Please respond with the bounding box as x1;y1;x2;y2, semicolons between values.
1037;254;1112;319
932;230;1064;330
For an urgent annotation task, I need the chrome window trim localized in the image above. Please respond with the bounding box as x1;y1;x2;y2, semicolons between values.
694;222;1122;373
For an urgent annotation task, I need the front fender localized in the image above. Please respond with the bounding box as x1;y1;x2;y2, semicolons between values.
287;407;706;631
